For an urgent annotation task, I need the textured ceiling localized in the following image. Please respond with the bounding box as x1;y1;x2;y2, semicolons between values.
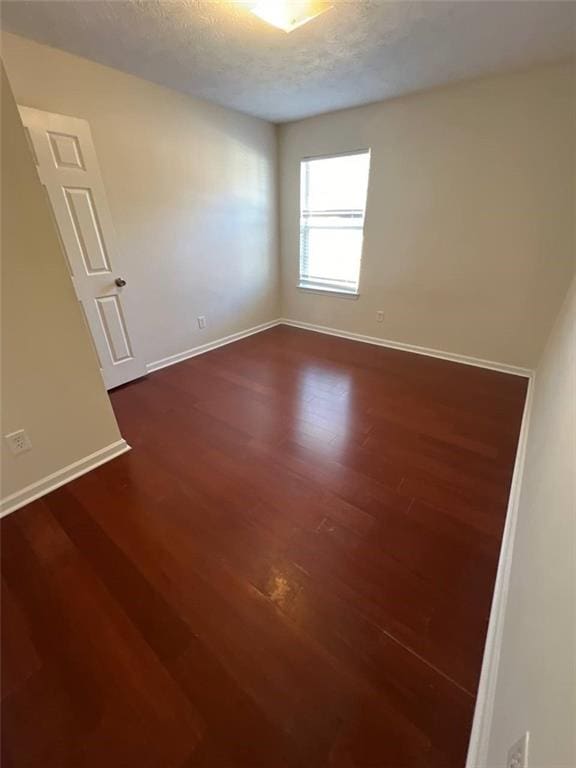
2;1;575;122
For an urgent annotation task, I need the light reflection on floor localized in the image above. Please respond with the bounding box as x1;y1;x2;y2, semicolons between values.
295;362;354;458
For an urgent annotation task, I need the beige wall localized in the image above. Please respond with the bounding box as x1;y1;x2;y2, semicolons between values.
4;34;572;373
279;63;575;368
1;64;122;501
2;32;279;368
485;277;576;767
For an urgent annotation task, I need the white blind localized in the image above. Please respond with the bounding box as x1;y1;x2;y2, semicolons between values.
299;151;370;294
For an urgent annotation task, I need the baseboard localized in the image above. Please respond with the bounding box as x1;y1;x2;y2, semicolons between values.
145;317;533;379
465;373;535;767
146;319;282;373
279;318;533;378
0;439;131;518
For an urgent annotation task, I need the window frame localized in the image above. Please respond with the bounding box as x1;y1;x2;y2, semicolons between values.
298;148;371;298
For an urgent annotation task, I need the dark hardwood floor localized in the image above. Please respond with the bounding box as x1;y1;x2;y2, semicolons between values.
1;326;527;768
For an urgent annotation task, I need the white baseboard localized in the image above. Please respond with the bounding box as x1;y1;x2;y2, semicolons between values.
0;439;131;518
146;319;281;373
145;317;532;379
279;318;533;378
465;373;535;767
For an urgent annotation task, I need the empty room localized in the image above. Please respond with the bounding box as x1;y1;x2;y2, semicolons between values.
0;1;574;766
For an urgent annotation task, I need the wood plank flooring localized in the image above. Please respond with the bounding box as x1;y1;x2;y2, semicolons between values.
1;326;528;767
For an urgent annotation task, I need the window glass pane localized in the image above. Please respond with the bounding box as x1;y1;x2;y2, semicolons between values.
299;151;370;293
304;154;370;212
302;228;363;288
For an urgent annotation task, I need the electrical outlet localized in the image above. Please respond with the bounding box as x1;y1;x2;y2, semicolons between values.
197;315;207;330
507;732;529;768
376;310;384;322
5;430;32;455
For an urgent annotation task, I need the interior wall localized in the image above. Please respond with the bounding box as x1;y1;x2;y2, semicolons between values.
485;276;576;767
1;64;122;501
1;31;279;369
278;63;575;369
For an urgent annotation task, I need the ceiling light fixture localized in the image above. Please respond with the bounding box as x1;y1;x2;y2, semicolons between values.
250;0;332;33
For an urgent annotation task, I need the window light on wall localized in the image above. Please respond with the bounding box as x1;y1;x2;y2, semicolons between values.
299;150;371;296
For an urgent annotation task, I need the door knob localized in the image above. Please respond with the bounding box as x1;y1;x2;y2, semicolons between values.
115;277;127;287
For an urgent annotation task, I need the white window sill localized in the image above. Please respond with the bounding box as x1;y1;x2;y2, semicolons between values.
297;285;359;300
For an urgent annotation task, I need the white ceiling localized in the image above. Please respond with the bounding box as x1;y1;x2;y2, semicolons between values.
2;1;575;123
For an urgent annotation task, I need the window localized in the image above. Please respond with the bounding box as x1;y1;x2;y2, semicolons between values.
299;150;370;295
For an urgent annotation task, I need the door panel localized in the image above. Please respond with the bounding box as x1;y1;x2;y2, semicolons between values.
48;131;85;169
18;106;146;390
64;187;111;273
95;295;133;363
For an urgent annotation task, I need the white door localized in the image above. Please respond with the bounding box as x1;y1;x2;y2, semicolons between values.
18;106;146;390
